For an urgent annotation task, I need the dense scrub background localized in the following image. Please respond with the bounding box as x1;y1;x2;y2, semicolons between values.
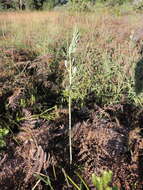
0;0;141;11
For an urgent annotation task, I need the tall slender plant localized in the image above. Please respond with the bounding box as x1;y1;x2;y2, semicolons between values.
65;27;80;165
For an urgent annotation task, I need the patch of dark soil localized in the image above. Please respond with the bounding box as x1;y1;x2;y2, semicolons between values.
0;104;143;189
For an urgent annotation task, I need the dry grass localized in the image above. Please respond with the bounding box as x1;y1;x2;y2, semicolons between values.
0;10;141;58
0;10;143;105
0;11;142;50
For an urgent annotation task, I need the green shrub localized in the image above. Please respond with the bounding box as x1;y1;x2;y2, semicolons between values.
96;0;132;6
43;0;55;10
69;0;94;12
0;2;4;11
133;0;143;10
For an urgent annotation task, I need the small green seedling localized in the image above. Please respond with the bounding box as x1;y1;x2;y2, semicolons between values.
92;170;118;190
0;128;9;147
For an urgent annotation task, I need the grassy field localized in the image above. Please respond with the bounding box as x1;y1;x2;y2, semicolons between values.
1;10;143;105
0;9;143;189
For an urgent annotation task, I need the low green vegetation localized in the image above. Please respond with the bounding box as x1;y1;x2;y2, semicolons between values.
0;128;9;147
34;170;117;190
92;171;117;190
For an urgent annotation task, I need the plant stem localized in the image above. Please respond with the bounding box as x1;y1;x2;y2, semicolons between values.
69;55;72;165
69;94;72;165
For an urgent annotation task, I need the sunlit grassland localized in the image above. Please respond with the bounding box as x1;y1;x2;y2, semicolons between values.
0;10;143;105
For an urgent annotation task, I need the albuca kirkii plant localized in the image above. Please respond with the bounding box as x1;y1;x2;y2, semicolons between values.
65;27;80;165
